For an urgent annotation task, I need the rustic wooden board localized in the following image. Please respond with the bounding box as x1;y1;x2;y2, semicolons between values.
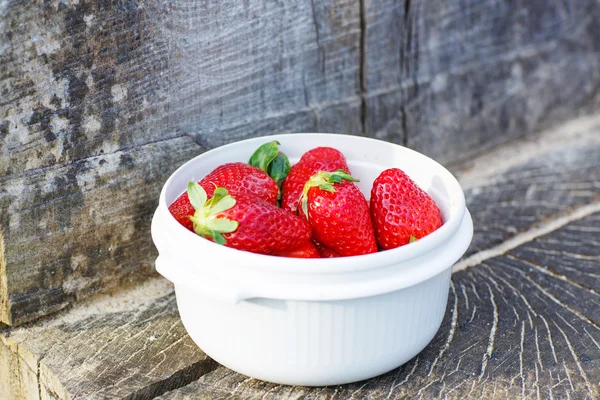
0;278;216;400
0;136;201;326
155;212;600;399
3;215;597;399
2;0;600;327
396;0;600;164
464;138;600;257
0;0;362;326
1;123;599;398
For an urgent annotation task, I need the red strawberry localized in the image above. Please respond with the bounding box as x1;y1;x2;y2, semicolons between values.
313;240;341;258
169;162;278;231
273;240;320;258
187;183;311;255
370;168;443;249
300;170;377;257
281;147;350;213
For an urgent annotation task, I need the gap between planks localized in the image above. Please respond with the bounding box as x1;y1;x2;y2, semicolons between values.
0;228;9;326
454;201;600;272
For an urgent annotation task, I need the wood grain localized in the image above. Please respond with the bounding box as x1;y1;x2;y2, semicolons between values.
365;0;600;163
464;139;600;257
156;213;600;400
0;0;361;326
2;0;600;326
1;136;201;325
1;119;599;398
0;278;215;400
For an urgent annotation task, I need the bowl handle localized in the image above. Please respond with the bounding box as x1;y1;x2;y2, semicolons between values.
154;255;254;304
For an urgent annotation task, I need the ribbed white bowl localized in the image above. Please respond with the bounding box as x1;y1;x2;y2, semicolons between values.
151;133;473;386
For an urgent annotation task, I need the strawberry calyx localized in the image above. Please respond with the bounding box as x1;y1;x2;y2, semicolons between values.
409;235;418;243
186;182;239;245
249;140;291;204
299;169;359;218
248;140;291;183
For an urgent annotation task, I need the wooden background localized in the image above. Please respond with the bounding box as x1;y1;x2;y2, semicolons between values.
1;0;600;325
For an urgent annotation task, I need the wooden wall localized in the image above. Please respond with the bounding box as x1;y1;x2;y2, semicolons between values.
1;0;599;325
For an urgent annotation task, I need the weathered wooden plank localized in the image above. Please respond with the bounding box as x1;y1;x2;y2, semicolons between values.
2;0;600;329
1;0;362;177
156;213;600;399
2;119;599;398
463;138;600;257
0;136;201;325
0;278;215;400
361;0;405;143
154;0;363;148
364;0;600;163
0;0;362;325
0;334;40;400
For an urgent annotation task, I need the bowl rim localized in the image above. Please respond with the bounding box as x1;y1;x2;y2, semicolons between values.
157;133;467;274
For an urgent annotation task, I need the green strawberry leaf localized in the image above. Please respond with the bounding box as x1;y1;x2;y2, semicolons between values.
187;182;207;210
329;169;359;183
318;183;335;192
249;141;280;173
212;187;229;201
409;235;418;243
249;142;291;206
268;151;291;184
209;196;236;215
206;217;238;233
298;170;360;218
212;231;226;245
301;195;310;219
329;174;343;184
188;186;239;245
205;187;227;208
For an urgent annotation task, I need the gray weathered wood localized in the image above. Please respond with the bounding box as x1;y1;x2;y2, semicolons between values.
1;136;201;325
156;213;600;399
0;0;362;326
0;278;215;400
464;136;600;257
2;0;600;327
1;118;599;398
365;0;600;163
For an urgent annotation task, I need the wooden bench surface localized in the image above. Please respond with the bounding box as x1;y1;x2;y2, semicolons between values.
1;116;599;399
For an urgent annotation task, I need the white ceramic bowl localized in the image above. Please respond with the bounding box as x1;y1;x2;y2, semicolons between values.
151;133;473;386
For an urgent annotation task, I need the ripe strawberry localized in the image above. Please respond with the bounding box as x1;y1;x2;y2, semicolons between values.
300;170;377;257
313;240;341;258
187;183;311;255
370;168;442;249
169;162;278;231
273;240;320;258
281;147;350;213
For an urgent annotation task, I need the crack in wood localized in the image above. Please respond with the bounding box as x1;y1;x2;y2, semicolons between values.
554;324;595;398
513;265;600;330
477;282;498;381
454;202;600;272
506;253;600;298
0;229;9;326
358;0;367;136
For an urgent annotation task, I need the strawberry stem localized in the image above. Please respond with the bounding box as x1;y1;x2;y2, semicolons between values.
299;170;360;218
186;182;239;245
